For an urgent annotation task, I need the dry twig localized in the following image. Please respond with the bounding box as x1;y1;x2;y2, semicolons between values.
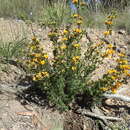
103;93;130;102
76;108;123;126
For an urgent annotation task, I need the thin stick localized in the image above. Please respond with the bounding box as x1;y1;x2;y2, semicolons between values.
76;109;123;125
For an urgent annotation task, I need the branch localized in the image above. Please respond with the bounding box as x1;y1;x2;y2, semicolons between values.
103;93;130;102
76;109;123;126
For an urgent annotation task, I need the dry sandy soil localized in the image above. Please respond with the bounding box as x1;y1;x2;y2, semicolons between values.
0;18;130;130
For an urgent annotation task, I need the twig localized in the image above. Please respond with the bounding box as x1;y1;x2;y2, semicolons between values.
76;109;123;125
103;93;130;102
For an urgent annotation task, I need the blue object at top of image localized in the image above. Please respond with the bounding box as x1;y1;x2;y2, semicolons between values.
69;0;100;12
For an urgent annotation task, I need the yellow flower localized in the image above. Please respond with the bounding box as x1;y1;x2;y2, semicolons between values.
33;72;49;81
100;87;109;91
35;72;42;79
102;49;115;57
73;14;79;18
107;69;117;74
126;73;130;77
107;44;113;49
40;60;45;65
76;20;83;25
32;37;37;41
34;53;41;57
43;54;48;59
72;56;80;63
103;31;110;36
30;45;36;50
105;20;113;25
73;28;82;33
106;49;115;55
122;60;128;64
118;53;125;57
72;66;77;71
107;15;116;19
117;59;128;64
115;82;122;88
124;70;129;74
61;37;68;41
41;71;49;77
60;45;67;50
63;29;68;35
72;0;78;4
112;88;117;94
103;30;112;36
116;59;128;64
73;43;80;48
32;58;38;62
120;65;130;70
111;76;117;80
33;76;36;81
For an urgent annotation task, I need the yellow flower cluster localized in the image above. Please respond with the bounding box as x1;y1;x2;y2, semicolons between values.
111;82;122;93
72;56;80;63
100;81;122;94
103;13;116;36
105;13;116;25
104;53;130;93
29;52;48;66
33;71;49;81
117;56;130;77
120;65;130;70
26;37;50;82
102;48;115;58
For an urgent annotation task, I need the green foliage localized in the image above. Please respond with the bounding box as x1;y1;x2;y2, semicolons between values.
39;3;71;28
114;7;130;34
0;38;27;63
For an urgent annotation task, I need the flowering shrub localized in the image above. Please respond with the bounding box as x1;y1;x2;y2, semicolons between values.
24;1;130;110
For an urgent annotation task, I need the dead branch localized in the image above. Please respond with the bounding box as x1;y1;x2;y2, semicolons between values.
103;93;130;102
76;109;123;126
